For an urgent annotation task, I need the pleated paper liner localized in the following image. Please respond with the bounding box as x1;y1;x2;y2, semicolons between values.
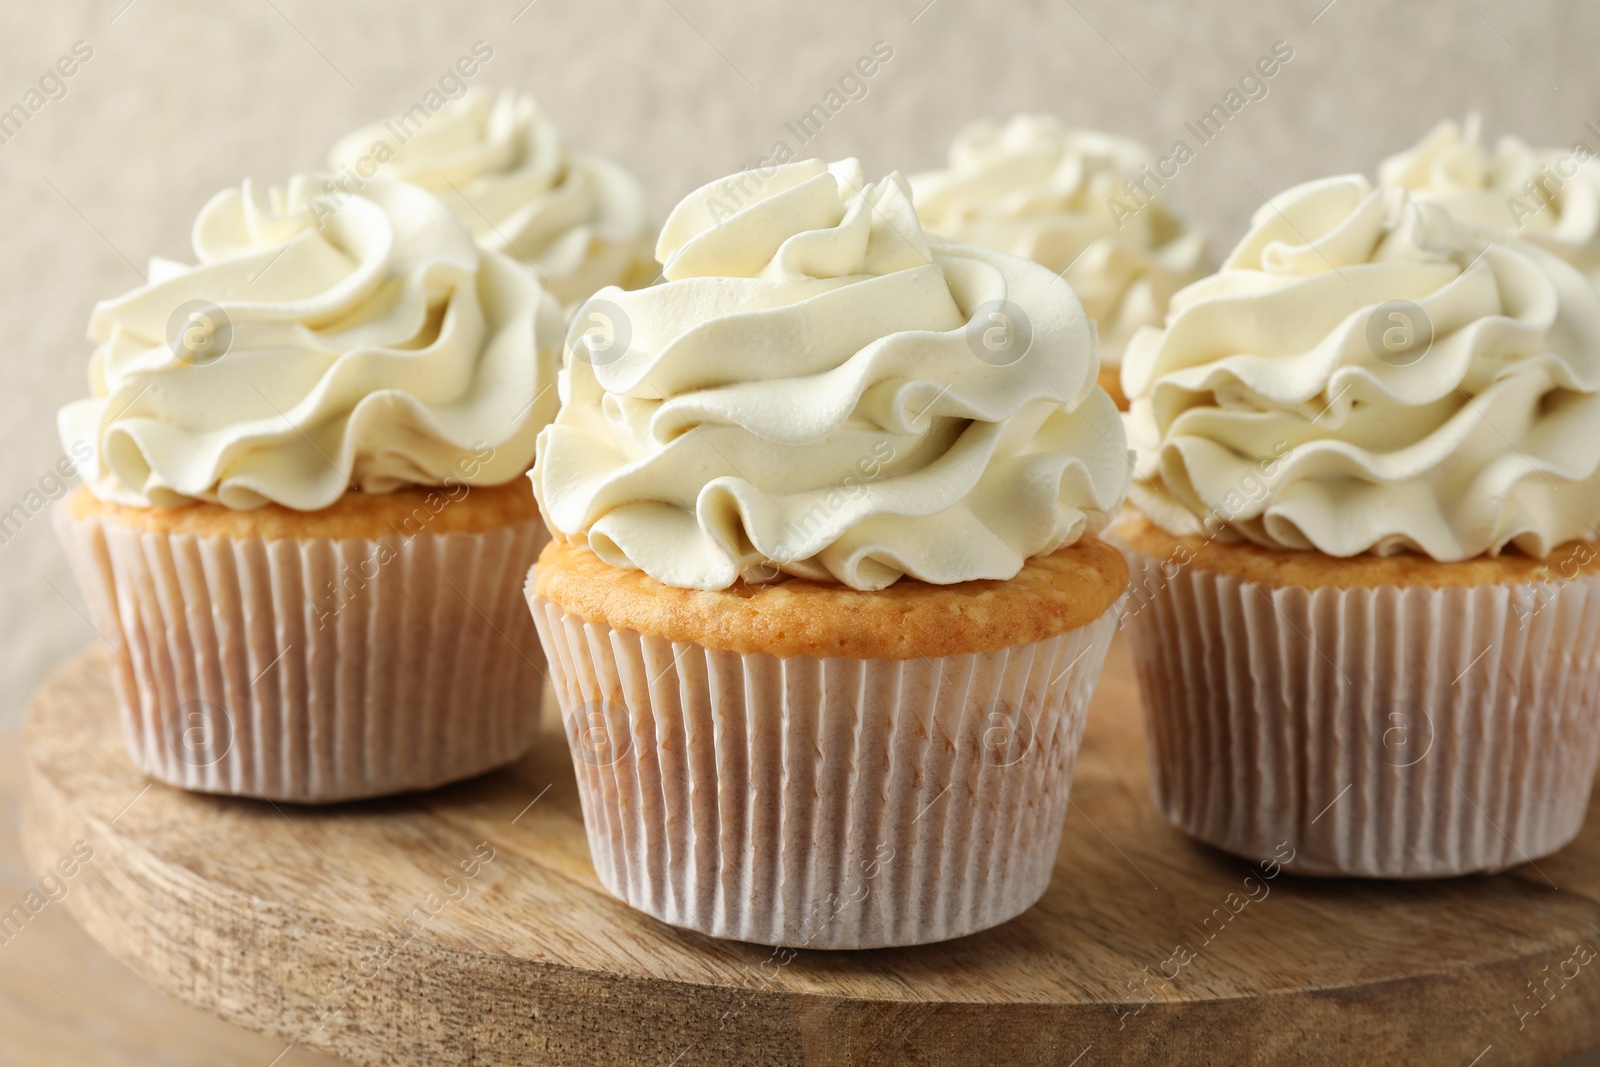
55;502;549;803
528;573;1122;949
1121;543;1600;877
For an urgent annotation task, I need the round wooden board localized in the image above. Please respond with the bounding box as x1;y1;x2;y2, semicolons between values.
0;743;345;1066
21;641;1600;1067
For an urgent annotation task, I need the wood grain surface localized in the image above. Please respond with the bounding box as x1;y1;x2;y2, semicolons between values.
19;640;1600;1067
0;741;345;1066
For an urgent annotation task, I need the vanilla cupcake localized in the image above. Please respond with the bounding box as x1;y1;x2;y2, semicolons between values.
527;159;1131;947
911;115;1207;409
1120;174;1600;877
1380;114;1600;286
328;87;654;308
56;175;563;802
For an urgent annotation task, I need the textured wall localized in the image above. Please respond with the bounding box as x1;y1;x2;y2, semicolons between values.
1;0;1592;728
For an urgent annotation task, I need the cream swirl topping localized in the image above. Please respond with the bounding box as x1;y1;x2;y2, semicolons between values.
1379;115;1600;284
59;174;563;511
533;158;1130;591
328;88;652;307
910;114;1207;365
1125;174;1600;561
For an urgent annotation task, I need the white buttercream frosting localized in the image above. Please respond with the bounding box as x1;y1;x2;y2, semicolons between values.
1379;114;1600;285
910;115;1207;366
1125;174;1600;561
60;174;563;511
533;158;1130;591
328;88;652;307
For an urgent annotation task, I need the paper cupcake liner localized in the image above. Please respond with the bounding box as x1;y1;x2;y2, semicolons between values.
528;575;1121;949
55;502;549;803
1121;544;1600;877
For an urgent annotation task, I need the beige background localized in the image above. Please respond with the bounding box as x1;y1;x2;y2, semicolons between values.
2;2;1599;1062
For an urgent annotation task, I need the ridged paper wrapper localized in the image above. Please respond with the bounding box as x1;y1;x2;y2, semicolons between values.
528;572;1121;948
1121;543;1600;877
55;502;548;802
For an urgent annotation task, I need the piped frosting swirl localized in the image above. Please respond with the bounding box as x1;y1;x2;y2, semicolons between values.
1125;174;1600;561
533;158;1130;591
60;174;562;511
328;88;652;307
910;115;1206;366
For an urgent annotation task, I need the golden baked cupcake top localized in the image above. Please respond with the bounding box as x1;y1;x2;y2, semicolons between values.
532;536;1127;659
68;476;538;541
1125;173;1600;563
1120;513;1600;590
533;157;1131;593
59;173;564;512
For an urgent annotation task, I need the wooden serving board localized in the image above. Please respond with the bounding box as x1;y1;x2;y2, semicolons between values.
20;641;1600;1067
0;743;344;1065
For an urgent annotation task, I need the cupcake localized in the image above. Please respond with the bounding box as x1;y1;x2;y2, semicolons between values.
328;87;654;309
56;174;563;802
1380;114;1600;286
527;158;1131;947
910;114;1207;410
1120;174;1600;877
